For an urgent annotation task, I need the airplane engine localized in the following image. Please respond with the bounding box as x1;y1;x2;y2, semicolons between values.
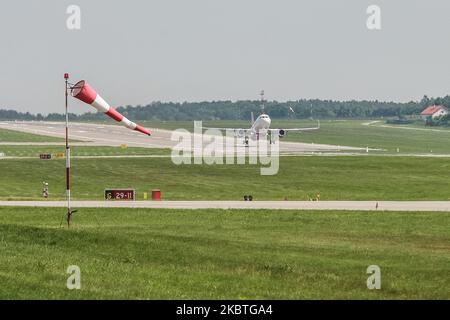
235;129;246;138
277;129;286;138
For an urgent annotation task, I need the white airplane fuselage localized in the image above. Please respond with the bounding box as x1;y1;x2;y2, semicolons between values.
250;114;271;140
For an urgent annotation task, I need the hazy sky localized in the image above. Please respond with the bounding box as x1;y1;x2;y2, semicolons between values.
1;0;450;114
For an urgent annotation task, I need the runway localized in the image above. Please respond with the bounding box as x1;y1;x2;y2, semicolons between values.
0;121;366;155
1;201;450;211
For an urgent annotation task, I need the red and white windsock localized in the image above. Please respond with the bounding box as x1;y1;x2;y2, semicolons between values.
71;80;151;136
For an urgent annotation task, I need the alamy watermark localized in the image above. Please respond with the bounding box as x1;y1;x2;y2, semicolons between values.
367;5;381;30
64;5;382;32
66;5;81;30
67;265;81;290
171;121;280;175
367;265;381;290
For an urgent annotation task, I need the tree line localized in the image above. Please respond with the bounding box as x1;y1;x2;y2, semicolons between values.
1;95;448;121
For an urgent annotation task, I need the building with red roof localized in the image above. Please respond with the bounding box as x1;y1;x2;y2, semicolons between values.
420;105;449;120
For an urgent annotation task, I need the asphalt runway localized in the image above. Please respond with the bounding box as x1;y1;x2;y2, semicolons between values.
0;121;366;155
1;200;450;211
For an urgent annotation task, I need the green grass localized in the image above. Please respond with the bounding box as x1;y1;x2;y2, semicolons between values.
0;145;170;157
0;128;65;142
285;120;450;154
0;207;448;299
143;119;450;154
1;156;450;201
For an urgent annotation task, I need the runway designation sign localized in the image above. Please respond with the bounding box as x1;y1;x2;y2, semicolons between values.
39;153;52;160
104;189;135;201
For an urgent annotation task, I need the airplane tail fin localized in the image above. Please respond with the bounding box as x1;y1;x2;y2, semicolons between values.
251;112;255;125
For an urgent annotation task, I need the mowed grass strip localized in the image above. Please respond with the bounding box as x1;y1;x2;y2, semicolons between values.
0;145;170;157
0;207;448;299
1;156;450;200
0;128;65;143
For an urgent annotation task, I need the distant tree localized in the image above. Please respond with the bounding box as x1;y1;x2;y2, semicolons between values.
3;95;450;121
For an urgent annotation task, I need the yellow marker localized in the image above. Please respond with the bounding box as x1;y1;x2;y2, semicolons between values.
120;144;127;149
55;152;65;159
143;192;148;200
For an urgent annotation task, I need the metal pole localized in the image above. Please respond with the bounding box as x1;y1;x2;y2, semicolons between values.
64;73;72;227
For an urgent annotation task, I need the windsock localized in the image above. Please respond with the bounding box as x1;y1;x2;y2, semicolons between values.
71;80;151;136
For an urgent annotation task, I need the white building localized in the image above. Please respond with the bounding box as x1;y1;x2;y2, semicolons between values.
420;105;449;120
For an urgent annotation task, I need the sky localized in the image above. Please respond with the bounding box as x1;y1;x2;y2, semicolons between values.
1;0;450;114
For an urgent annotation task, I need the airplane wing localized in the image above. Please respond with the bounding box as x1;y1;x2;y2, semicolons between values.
271;120;320;133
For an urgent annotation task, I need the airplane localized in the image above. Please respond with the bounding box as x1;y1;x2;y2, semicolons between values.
200;91;320;145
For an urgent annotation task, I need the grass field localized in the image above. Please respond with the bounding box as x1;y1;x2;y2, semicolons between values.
0;128;65;142
0;207;448;299
1;124;449;300
0;145;170;157
142;119;450;154
1;156;450;201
